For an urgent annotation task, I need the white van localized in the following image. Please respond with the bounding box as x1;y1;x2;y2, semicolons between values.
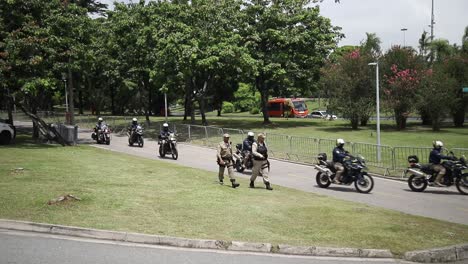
0;121;16;144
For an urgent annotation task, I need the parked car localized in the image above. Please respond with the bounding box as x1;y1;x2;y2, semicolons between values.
0;120;16;144
309;111;338;120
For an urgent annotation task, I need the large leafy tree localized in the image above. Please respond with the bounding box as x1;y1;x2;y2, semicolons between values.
242;0;340;124
321;49;373;129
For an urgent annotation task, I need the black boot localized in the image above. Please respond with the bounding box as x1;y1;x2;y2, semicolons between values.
230;179;240;188
265;182;273;190
219;177;224;185
249;181;255;188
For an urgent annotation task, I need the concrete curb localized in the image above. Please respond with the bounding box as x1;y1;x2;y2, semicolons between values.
0;219;392;259
404;244;468;263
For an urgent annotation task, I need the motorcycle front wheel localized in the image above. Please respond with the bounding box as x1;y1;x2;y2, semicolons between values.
408;174;428;192
355;173;374;193
235;159;245;172
171;146;178;160
316;172;331;188
128;137;133;146
455;173;468;195
159;145;165;158
138;137;144;148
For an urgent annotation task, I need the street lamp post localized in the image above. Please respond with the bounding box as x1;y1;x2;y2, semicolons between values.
61;73;68;113
401;28;408;47
368;62;381;162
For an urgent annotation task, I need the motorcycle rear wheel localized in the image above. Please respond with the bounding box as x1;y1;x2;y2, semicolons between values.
235;159;245;172
354;173;374;193
408;174;428;192
316;172;331;188
455;173;468;195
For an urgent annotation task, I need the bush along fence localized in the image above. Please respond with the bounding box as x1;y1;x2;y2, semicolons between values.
5;111;467;178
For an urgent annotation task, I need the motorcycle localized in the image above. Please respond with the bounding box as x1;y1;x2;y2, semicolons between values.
91;124;111;145
233;143;253;172
313;153;374;193
128;125;144;147
159;132;178;160
405;153;468;195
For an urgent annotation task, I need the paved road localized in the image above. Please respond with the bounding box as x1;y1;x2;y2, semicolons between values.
80;131;468;225
0;229;416;264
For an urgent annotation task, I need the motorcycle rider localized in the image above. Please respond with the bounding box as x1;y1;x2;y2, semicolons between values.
217;133;240;188
158;123;172;140
332;138;349;184
242;131;255;168
250;133;272;190
429;140;453;187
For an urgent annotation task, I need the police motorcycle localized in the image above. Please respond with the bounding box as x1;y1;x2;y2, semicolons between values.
314;153;374;193
158;132;178;160
128;125;144;147
233;144;253;172
405;153;468;195
92;123;111;145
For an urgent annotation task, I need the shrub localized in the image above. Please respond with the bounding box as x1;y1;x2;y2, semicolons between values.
249;107;260;115
222;102;235;114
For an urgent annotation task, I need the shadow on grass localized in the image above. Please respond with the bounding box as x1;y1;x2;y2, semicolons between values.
1;134;61;150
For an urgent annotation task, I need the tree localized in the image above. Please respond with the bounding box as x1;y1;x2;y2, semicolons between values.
242;0;340;124
418;30;430;58
416;67;457;131
361;32;381;58
382;46;424;130
322;49;373;129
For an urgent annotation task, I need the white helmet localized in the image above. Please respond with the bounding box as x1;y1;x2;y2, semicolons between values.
433;140;443;149
98;117;103;121
247;131;254;137
163;123;169;128
336;138;345;147
132;118;137;122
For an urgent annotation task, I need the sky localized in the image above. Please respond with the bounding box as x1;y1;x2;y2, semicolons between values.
101;0;468;52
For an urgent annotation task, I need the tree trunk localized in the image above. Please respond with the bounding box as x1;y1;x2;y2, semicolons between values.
217;109;221;117
350;114;359;130
68;57;75;125
110;81;115;115
395;109;407;130
360;115;369;126
198;81;208;126
419;109;432;125
257;77;270;124
183;77;192;121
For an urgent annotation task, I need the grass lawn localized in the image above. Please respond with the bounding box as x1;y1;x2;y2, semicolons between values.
1;136;467;256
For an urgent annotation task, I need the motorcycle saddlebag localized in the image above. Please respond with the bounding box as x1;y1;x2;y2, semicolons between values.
317;153;327;161
407;155;419;163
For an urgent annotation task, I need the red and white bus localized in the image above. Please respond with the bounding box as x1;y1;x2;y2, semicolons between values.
266;98;309;118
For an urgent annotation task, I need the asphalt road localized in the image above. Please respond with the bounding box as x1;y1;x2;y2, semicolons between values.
0;229;415;264
80;131;468;225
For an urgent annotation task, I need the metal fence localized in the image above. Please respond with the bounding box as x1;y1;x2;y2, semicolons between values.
172;123;468;177
4;110;467;178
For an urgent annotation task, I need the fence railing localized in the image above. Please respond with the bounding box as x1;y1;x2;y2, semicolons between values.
172;123;468;177
4;110;467;178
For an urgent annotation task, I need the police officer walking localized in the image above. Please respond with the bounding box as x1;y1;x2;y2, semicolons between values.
250;133;272;190
217;133;240;188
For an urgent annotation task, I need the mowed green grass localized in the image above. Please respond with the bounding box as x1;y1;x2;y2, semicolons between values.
1;136;467;256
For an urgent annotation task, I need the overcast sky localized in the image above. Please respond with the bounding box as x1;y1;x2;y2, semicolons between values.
101;0;467;51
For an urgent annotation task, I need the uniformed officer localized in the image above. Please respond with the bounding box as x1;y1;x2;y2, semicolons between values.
217;133;240;188
332;138;348;184
429;140;453;186
250;133;272;190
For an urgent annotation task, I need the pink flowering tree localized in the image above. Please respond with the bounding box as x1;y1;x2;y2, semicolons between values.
382;46;424;130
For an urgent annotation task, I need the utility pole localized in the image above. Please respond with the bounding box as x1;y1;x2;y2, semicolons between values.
430;0;435;41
